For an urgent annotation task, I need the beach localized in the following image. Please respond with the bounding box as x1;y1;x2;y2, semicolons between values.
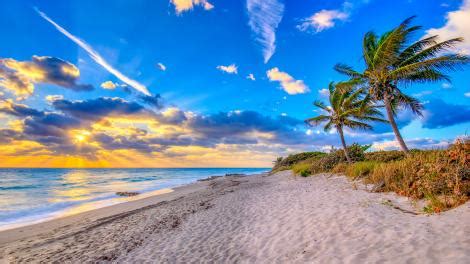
1;171;469;263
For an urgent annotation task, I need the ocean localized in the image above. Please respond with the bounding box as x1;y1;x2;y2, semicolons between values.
0;168;268;230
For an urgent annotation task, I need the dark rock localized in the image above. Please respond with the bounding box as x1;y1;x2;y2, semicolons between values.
116;191;139;197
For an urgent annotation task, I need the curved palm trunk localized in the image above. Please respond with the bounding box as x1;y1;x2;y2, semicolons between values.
383;95;410;153
337;126;352;163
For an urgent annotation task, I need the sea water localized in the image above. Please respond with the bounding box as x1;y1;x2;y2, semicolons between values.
0;168;268;230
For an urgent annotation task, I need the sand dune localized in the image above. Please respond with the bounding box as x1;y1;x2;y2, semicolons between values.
1;171;469;263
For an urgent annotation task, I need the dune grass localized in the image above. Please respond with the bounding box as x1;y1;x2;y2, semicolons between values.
278;138;469;213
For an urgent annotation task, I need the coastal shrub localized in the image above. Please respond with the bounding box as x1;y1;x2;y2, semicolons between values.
332;163;348;174
346;143;368;162
365;139;470;213
272;152;326;172
344;161;381;180
292;163;312;177
364;150;404;163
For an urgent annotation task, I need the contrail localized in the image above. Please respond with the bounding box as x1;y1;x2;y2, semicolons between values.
35;8;151;96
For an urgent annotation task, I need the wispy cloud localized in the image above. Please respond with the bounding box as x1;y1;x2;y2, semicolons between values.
267;67;309;95
216;64;238;74
425;0;470;54
157;62;167;71
297;9;349;33
247;73;256;81
171;0;214;14
246;0;285;63
35;8;151;96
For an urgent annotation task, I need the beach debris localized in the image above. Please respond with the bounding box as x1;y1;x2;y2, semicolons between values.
116;191;140;197
225;173;246;177
198;176;222;181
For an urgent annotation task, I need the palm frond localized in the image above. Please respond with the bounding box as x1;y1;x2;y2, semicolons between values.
334;64;364;78
398;37;465;66
305;115;331;126
313;100;331;112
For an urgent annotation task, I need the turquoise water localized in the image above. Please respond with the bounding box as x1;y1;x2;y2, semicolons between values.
0;168;268;230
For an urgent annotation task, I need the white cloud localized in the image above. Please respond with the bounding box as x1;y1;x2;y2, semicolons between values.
442;82;452;89
246;0;285;63
425;0;470;54
371;138;451;151
100;81;118;90
318;88;330;97
45;94;63;103
35;8;151;96
157;62;167;71
465;92;470;97
170;0;214;14
217;64;238;74
247;73;256;81
280;113;287;116
267;67;309;95
297;9;349;33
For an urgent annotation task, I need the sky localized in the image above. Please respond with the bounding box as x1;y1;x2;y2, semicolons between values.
0;0;469;168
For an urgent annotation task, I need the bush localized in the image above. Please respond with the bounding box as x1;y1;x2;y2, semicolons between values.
332;163;348;174
365;150;404;162
292;163;312;177
346;143;367;162
272;152;326;172
344;161;381;179
365;139;470;213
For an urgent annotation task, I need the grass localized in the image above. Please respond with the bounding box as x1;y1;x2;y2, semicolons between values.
344;161;381;180
292;163;311;177
275;138;469;213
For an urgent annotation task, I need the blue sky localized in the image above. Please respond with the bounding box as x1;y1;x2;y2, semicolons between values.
0;0;469;167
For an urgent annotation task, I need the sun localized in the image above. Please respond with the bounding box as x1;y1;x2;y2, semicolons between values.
75;134;86;142
72;130;91;143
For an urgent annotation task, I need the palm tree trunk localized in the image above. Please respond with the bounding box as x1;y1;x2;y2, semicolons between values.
383;95;409;153
337;126;352;163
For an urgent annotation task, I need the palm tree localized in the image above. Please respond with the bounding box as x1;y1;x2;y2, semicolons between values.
305;82;387;163
335;17;469;153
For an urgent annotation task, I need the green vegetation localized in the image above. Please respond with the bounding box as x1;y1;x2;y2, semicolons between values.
334;17;469;153
272;17;469;213
274;139;469;213
305;82;386;163
272;152;326;172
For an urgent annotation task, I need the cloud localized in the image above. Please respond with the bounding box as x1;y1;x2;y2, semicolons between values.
100;81;117;90
156;62;167;71
297;9;349;33
170;0;214;14
267;67;309;95
216;64;238;74
247;73;256;81
36;8;151;96
442;82;452;89
51;97;147;121
465;92;470;97
0;56;92;97
425;0;470;54
0;99;44;117
371;138;451;151
139;94;164;109
246;0;284;63
318;88;329;97
422;99;470;128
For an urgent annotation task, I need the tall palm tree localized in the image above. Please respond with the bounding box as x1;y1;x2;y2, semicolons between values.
335;17;469;153
305;82;387;163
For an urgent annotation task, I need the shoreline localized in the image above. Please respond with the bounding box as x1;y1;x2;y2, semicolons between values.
1;171;469;263
0;173;244;245
0;169;267;234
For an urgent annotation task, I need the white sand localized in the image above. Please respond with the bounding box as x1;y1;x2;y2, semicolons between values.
1;171;469;263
